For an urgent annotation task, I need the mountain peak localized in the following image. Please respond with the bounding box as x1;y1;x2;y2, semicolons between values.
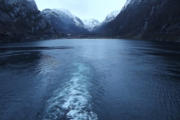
83;19;100;31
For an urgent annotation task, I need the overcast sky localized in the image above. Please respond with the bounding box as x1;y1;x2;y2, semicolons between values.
35;0;126;21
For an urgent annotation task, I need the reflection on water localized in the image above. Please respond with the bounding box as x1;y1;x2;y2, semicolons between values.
0;46;73;51
0;51;41;69
0;39;180;120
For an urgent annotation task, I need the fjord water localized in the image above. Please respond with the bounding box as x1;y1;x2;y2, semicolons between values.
0;39;180;120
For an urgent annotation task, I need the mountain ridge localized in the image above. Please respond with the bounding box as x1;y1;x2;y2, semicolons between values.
0;0;180;42
95;0;180;41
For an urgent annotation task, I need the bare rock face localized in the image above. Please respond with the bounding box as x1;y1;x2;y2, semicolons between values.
0;0;55;42
96;0;180;41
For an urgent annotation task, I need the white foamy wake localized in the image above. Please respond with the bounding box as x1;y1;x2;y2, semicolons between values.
43;63;98;120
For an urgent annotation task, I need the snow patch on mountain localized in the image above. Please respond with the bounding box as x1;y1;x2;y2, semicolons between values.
124;0;143;6
41;9;87;34
57;9;84;28
42;9;84;28
83;19;100;31
104;10;120;23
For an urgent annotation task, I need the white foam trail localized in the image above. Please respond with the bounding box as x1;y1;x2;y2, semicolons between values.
43;63;98;120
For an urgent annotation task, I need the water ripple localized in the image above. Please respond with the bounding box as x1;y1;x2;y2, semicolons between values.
43;63;98;120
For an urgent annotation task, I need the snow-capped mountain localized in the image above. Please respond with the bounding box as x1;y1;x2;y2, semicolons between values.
124;0;141;6
42;9;87;34
103;10;120;23
83;19;100;31
93;10;120;33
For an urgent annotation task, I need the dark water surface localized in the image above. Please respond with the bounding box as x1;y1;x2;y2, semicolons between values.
0;39;180;120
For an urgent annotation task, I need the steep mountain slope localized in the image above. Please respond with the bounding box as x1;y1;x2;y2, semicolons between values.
96;0;180;41
0;0;55;42
1;0;179;42
103;10;120;23
42;9;88;35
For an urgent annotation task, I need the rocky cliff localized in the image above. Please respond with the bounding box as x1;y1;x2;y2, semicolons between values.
96;0;180;41
0;0;55;42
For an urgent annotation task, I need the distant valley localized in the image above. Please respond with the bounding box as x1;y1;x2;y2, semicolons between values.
0;0;179;42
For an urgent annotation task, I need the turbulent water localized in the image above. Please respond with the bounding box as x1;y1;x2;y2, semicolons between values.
43;63;97;120
0;39;180;120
